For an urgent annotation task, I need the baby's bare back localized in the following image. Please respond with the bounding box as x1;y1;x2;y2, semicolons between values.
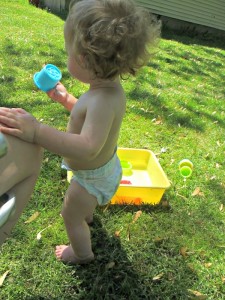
64;83;126;170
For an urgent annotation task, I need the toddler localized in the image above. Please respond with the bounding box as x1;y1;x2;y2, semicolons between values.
0;0;160;263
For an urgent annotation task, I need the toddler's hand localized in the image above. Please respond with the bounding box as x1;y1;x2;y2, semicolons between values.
0;107;40;143
47;82;68;105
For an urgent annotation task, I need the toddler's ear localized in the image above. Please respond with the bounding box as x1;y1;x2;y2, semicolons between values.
79;55;85;63
79;54;86;67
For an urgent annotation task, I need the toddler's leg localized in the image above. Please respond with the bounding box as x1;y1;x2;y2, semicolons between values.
0;135;43;246
55;180;98;264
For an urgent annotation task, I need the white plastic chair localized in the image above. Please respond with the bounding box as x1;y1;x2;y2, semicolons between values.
0;193;16;228
0;133;16;228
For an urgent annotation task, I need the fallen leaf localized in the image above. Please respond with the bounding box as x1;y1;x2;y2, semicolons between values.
114;230;121;237
105;261;115;270
180;246;188;257
154;119;163;125
153;237;164;243
25;212;39;224
187;263;196;273
170;159;175;165
103;203;110;212
36;225;51;240
132;210;142;223
187;289;208;299
222;277;225;283
0;270;10;287
192;187;204;197
192;187;200;196
219;204;224;211
152;272;164;281
204;263;212;268
161;200;170;208
126;210;143;241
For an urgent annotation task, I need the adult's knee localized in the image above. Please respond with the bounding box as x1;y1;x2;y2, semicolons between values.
31;144;44;172
0;136;43;191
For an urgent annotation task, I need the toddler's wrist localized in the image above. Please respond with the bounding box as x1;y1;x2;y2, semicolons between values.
64;92;70;105
58;91;69;105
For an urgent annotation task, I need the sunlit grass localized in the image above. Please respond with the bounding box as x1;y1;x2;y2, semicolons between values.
0;1;225;299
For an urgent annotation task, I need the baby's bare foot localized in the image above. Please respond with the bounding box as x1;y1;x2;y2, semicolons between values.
55;245;94;264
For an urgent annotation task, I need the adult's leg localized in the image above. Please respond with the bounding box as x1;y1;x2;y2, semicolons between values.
55;180;98;264
0;134;43;246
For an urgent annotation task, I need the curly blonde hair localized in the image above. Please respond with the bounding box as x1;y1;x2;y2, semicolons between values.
65;0;161;79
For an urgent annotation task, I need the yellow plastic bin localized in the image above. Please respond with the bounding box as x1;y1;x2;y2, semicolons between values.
111;148;170;205
67;148;170;205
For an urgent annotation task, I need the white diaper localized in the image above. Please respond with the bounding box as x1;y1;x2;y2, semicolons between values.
62;152;122;206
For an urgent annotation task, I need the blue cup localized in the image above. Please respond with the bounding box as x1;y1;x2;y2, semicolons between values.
33;64;62;92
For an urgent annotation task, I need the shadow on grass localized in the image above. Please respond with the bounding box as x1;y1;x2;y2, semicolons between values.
162;28;225;50
127;66;224;132
2;38;66;72
128;87;225;132
125;28;225;133
59;209;198;300
207;179;225;205
127;88;207;132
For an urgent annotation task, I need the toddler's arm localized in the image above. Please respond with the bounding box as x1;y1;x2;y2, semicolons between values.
47;82;78;112
0;95;115;161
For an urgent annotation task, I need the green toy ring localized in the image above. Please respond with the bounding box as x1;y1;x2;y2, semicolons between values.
179;159;193;178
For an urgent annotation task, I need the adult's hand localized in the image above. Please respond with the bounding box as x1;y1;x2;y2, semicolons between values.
0;108;40;143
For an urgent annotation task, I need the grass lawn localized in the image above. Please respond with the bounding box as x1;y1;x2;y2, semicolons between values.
0;1;225;299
